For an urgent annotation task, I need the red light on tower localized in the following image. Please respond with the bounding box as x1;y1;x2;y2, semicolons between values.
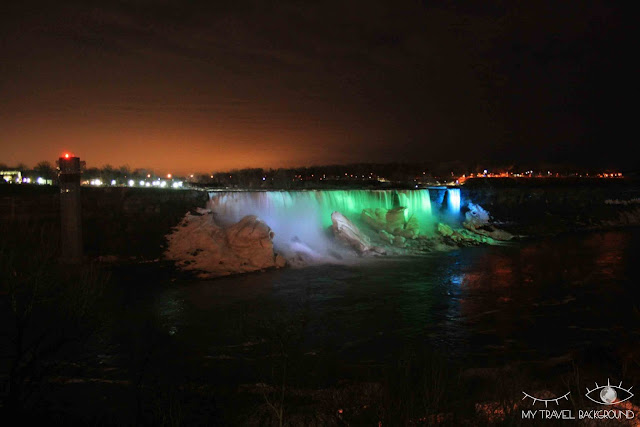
59;153;80;174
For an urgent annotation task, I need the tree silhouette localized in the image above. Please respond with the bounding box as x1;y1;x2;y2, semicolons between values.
33;161;56;180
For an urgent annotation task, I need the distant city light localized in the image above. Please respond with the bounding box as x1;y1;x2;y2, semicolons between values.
167;174;172;178
160;181;167;188
37;177;46;184
139;180;145;186
110;179;116;185
128;180;135;187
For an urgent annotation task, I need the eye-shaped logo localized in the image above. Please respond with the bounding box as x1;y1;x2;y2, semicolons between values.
585;379;634;405
522;391;571;407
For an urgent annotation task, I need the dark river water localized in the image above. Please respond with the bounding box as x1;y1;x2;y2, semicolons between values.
113;229;639;392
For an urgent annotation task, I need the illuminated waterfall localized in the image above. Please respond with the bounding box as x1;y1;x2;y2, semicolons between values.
208;190;437;256
447;188;460;215
209;190;434;227
396;191;432;224
446;188;461;215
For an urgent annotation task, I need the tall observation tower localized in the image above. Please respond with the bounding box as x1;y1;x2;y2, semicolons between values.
58;153;83;264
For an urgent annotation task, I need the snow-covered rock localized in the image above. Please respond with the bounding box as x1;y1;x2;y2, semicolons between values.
463;203;513;241
437;222;492;246
361;207;420;239
392;235;406;248
385;207;406;234
437;223;455;238
400;215;420;239
361;208;387;231
165;209;286;278
331;211;384;255
378;229;394;245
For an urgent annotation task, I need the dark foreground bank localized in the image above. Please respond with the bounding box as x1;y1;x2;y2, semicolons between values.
2;216;640;425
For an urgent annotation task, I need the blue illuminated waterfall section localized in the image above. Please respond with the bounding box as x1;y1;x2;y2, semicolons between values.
446;188;461;215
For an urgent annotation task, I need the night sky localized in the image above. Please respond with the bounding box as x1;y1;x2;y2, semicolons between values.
0;1;633;173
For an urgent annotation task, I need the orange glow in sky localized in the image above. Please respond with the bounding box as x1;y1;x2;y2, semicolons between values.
1;109;386;174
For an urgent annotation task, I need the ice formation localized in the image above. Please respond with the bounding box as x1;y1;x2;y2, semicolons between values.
462;203;513;241
164;209;286;278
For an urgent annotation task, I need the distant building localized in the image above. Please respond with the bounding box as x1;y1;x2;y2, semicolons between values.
1;170;21;183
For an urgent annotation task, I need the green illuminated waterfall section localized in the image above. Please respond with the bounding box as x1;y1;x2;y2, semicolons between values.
315;190;394;227
396;191;433;224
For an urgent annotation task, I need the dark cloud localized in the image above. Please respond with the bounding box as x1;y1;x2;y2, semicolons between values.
0;0;634;171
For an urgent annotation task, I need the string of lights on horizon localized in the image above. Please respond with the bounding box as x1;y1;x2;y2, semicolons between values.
0;152;627;189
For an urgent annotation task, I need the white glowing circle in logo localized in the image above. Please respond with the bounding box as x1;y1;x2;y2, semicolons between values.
600;386;617;404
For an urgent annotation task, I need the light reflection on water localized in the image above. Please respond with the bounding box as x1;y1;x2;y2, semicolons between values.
153;230;638;369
